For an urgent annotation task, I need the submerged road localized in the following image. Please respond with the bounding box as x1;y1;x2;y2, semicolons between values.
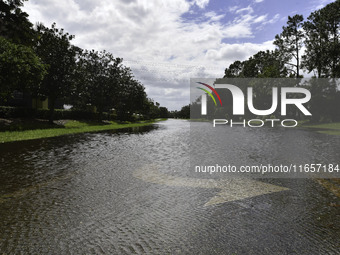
0;119;339;254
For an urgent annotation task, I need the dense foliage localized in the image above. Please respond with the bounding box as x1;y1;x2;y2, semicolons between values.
0;36;46;101
0;0;168;121
223;1;340;79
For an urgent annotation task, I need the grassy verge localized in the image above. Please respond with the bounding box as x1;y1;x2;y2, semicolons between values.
300;122;340;136
0;119;167;143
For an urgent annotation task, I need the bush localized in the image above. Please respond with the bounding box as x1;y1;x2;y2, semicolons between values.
0;106;117;120
0;106;35;118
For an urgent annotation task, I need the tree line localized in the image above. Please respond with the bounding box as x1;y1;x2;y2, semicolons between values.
187;1;340;122
0;0;169;122
224;1;340;79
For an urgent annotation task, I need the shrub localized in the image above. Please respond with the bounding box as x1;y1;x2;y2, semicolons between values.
0;106;117;120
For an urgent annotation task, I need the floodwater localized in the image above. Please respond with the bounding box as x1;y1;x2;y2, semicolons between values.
0;119;339;254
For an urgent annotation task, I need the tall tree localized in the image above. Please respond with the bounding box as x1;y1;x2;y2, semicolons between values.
72;50;120;114
324;0;340;78
0;36;46;101
302;1;340;78
302;10;328;77
224;50;287;78
0;0;36;45
72;50;148;120
274;14;304;78
35;23;79;122
224;60;243;78
115;77;147;120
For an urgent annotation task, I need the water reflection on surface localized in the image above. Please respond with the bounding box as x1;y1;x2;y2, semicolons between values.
0;120;339;254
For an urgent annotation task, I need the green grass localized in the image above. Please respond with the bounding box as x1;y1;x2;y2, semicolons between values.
318;130;340;136
0;119;167;143
300;122;340;136
302;122;340;130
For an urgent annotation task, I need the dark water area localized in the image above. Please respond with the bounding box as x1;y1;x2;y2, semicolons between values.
190;122;340;179
0;119;339;254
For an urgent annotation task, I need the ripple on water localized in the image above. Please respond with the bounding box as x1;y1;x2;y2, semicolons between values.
0;119;339;254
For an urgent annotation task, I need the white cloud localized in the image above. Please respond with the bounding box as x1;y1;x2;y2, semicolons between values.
254;0;265;3
205;40;275;62
193;0;210;9
23;0;276;110
267;14;280;24
205;11;225;22
253;15;268;23
310;0;333;11
229;6;239;12
223;23;253;38
223;7;272;38
235;6;254;14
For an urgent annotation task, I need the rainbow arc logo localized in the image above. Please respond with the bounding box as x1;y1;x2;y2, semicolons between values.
196;82;222;106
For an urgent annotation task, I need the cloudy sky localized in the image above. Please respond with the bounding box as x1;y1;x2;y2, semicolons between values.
23;0;334;110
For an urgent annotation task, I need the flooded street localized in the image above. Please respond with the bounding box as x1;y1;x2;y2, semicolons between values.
0;119;339;254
